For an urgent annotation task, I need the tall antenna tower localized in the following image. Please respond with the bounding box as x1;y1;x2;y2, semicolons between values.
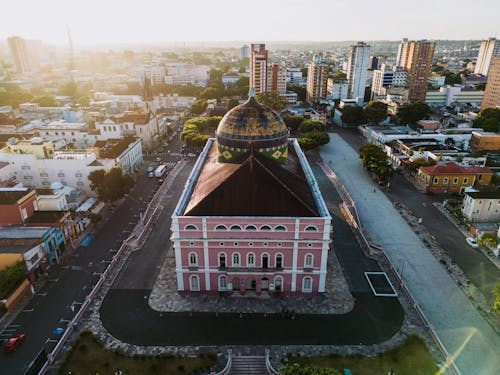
66;24;74;72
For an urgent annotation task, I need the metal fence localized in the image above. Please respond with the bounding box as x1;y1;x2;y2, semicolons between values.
35;160;187;375
319;161;461;375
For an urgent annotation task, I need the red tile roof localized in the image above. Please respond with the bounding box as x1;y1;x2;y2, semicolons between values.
420;162;492;175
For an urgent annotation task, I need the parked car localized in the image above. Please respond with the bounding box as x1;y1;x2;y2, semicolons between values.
148;172;154;178
146;166;154;173
155;157;162;163
4;333;25;353
466;237;479;248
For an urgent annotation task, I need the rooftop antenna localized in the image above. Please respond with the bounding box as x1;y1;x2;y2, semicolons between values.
66;24;74;73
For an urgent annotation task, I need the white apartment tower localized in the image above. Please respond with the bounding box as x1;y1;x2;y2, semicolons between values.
306;55;329;102
347;42;371;102
475;38;500;76
250;44;268;94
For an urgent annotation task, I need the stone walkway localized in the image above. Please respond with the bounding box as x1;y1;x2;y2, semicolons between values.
149;244;354;315
320;134;500;375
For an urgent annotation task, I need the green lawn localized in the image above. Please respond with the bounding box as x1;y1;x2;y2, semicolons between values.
287;335;440;375
58;331;217;375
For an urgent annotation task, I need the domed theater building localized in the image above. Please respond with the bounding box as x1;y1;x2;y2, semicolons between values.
171;92;331;295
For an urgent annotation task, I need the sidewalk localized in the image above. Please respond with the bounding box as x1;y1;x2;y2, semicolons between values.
320;134;500;375
434;202;500;271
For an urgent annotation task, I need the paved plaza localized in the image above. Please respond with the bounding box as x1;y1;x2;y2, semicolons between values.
149;239;354;315
320;134;500;375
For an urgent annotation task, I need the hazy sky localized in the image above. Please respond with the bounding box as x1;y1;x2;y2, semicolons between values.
1;0;499;45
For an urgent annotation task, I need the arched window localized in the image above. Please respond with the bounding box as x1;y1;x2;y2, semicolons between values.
245;225;257;231
262;253;269;269
232;252;240;267
218;253;226;268
215;224;227;231
188;252;197;266
219;276;227;291
230;225;242;231
275;225;286;231
274;276;283;292
302;277;312;292
189;275;200;291
260;225;272;231
247;253;255;267
275;253;283;269
304;225;318;232
184;224;197;231
304;253;313;268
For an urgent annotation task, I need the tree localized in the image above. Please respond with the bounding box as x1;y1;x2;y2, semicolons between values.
493;284;500;315
227;99;240;110
58;80;78;97
332;71;347;80
234;76;249;96
281;115;303;131
365;101;388;124
359;143;394;184
299;120;326;133
279;363;338;375
191;99;208;115
397;102;430;125
473;107;500;133
88;168;135;202
256;91;287;111
341;105;365;126
180;117;221;150
443;71;462;85
0;261;27;299
77;96;90;106
33;94;57;107
287;85;307;102
0;83;33;108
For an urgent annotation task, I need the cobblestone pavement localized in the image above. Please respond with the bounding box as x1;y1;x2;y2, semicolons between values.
320;134;500;375
149;245;354;315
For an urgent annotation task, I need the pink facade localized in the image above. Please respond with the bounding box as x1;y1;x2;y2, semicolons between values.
172;216;330;295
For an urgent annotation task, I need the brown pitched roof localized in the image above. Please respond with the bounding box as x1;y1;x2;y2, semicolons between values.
184;142;319;217
420;162;492;175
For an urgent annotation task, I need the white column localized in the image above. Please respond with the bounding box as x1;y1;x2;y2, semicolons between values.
202;218;210;291
174;240;184;291
318;243;329;293
291;219;299;292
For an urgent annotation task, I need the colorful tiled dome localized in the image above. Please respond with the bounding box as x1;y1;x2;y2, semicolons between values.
216;92;289;163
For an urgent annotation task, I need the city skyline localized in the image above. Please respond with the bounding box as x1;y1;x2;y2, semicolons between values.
1;0;499;46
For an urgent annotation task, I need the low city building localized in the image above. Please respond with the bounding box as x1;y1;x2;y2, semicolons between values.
425;85;484;107
462;190;500;223
470;131;500;151
0;188;38;226
417;162;493;193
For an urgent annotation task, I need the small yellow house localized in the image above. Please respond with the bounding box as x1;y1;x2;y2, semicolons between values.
417;162;493;194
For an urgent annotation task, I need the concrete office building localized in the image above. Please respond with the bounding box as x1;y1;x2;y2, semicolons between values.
240;45;250;59
7;36;41;73
347;42;371;103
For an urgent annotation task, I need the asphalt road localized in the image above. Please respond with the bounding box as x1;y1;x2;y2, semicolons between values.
0;130;185;374
99;156;405;347
334;126;500;300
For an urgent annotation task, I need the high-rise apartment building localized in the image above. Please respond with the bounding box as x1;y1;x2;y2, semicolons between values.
306;55;329;102
250;44;268;94
475;38;500;76
240;45;250;60
397;39;435;102
482;57;500;108
267;63;287;94
347;42;371;102
8;36;41;73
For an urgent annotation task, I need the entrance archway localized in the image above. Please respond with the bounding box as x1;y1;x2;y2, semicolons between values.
275;277;283;292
